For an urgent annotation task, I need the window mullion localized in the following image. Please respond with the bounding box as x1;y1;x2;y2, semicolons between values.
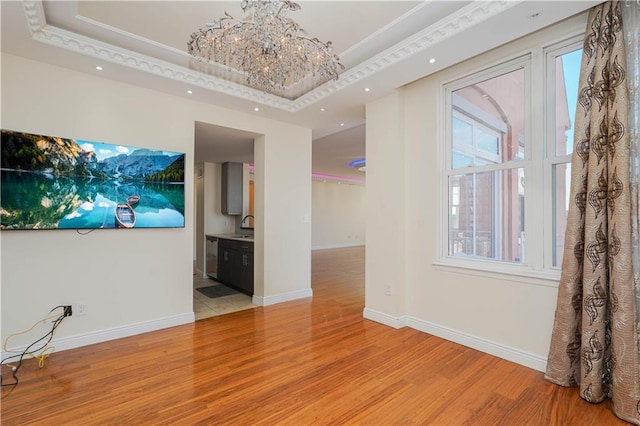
527;47;544;271
543;42;557;270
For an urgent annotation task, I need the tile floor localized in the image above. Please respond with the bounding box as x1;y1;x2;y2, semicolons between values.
193;270;257;321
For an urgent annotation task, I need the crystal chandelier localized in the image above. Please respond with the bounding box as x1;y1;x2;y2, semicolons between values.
187;0;344;96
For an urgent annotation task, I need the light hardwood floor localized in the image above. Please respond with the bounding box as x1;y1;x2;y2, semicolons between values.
0;247;627;425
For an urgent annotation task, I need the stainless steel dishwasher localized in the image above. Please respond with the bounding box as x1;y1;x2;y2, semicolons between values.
206;236;218;279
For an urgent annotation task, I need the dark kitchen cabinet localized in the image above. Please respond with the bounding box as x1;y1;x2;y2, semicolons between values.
218;245;232;285
238;251;254;294
217;238;254;295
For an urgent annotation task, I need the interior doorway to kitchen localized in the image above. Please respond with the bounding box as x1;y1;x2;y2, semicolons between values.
192;121;259;320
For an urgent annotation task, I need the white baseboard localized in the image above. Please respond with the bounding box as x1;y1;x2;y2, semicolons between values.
312;243;365;251
1;312;194;360
363;308;547;372
363;307;406;328
253;288;313;306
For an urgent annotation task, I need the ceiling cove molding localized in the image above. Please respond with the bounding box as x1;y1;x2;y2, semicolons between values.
297;0;521;107
21;0;518;112
21;0;298;112
72;15;190;58
21;0;46;32
274;0;522;110
339;1;430;59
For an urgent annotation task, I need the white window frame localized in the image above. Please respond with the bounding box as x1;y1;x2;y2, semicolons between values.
435;33;585;287
443;56;531;264
543;35;584;270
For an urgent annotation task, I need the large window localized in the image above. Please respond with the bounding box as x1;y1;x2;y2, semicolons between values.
442;36;583;278
447;61;527;264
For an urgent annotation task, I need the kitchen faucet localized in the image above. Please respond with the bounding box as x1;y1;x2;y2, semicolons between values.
241;214;254;225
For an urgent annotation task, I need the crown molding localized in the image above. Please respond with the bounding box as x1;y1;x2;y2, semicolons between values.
21;0;46;32
21;0;297;112
21;0;519;113
299;1;520;107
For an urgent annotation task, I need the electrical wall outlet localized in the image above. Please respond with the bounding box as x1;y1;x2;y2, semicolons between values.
74;303;87;316
384;284;392;296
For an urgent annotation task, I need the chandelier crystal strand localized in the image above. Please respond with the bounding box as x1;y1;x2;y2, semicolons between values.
187;0;344;96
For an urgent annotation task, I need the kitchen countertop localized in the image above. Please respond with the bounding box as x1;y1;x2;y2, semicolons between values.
206;233;254;242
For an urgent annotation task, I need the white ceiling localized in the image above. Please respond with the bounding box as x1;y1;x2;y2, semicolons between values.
1;1;601;181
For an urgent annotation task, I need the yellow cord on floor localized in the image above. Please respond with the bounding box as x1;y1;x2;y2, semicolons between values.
3;312;62;369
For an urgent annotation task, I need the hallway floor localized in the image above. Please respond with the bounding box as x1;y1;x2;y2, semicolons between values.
193;271;257;320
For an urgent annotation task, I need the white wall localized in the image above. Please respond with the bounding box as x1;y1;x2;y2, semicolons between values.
1;53;312;351
364;14;588;372
311;180;365;250
253;132;313;305
365;91;406;318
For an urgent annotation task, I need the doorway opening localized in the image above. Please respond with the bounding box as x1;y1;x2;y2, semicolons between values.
192;121;260;320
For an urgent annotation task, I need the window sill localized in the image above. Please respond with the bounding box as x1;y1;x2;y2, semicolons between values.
432;257;560;288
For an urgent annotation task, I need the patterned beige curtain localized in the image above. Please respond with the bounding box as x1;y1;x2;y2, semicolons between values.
545;2;640;424
627;0;640;333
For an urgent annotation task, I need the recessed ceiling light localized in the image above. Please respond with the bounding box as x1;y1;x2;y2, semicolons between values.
364;87;371;92
187;90;193;94
320;108;325;112
340;123;345;127
95;66;103;71
254;107;260;112
429;58;436;64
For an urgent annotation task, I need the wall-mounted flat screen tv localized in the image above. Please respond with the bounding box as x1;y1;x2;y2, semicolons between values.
1;129;185;230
